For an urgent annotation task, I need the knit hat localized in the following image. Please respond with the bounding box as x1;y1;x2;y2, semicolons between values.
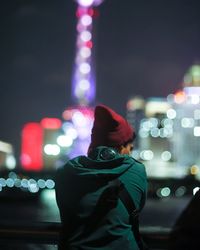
89;104;135;150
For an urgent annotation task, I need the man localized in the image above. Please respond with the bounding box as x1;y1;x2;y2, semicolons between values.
55;104;148;250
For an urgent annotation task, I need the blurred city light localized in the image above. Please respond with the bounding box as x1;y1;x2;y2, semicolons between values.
62;106;94;157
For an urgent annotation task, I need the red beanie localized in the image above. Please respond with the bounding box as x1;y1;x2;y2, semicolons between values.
89;104;135;149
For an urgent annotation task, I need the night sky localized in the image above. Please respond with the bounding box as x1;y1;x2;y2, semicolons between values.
1;0;200;158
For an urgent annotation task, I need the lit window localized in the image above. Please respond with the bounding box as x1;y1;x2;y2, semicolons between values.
194;126;200;136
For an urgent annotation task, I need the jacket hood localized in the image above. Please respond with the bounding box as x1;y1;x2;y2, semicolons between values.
63;146;135;180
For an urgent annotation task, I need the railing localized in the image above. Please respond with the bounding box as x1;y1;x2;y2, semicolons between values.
0;221;60;245
0;222;171;249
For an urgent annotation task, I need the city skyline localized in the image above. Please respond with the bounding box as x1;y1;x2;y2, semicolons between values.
1;0;200;157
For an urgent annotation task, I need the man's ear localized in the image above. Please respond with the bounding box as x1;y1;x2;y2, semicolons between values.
118;145;125;154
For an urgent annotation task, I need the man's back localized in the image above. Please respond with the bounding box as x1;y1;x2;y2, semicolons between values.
55;146;147;250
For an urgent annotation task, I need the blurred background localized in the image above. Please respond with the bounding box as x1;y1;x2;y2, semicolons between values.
1;0;200;249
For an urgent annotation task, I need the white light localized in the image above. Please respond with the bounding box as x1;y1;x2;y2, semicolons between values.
77;127;91;139
37;179;46;189
150;128;160;137
141;120;152;131
44;144;60;156
161;151;171;161
77;0;104;7
131;150;140;159
77;0;94;7
164;128;172;137
75;54;84;65
46;179;55;189
184;87;200;95
160;187;171;197
21;179;28;188
0;178;6;187
62;122;74;132
79;63;91;74
6;155;16;170
149;118;159;127
80;30;92;42
163;127;173;137
14;179;21;188
28;179;36;186
75;86;83;99
80;14;92;26
167;94;175;103
0;141;12;153
191;95;199;104
72;111;85;126
66;127;78;139
194;126;200;136
6;178;14;188
167;109;176;119
140;150;154;160
29;184;39;193
139;129;149;138
28;179;39;193
80;47;91;58
78;79;90;90
193;187;200;195
8;171;17;179
162;118;173;128
159;128;166;138
57;135;73;147
181;118;194;128
194;109;200;120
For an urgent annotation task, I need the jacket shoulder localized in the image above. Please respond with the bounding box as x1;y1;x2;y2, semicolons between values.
133;158;143;165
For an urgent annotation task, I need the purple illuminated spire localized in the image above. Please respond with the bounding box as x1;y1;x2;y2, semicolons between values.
72;0;104;105
61;0;104;158
76;0;104;7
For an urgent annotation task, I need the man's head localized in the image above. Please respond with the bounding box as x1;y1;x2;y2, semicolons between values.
88;104;135;155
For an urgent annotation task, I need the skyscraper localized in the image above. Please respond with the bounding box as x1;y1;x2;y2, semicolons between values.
168;64;200;167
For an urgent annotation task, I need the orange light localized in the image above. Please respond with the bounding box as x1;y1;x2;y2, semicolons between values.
174;90;186;104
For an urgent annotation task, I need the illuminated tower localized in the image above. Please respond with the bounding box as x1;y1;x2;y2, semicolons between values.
72;0;104;105
62;0;104;157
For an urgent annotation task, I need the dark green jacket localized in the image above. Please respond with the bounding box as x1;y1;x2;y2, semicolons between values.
55;146;147;250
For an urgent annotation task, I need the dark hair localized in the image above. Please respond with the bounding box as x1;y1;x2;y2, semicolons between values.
87;132;136;156
123;132;136;147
